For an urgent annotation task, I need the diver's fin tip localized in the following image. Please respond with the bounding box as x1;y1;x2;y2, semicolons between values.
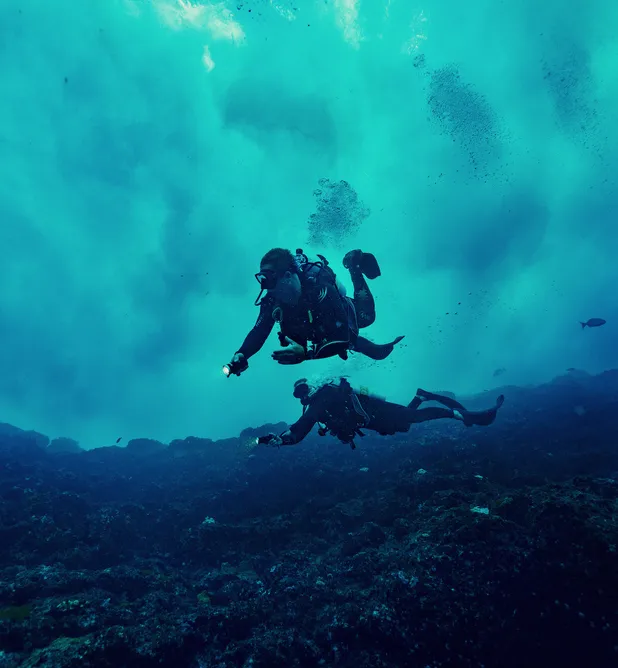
360;252;381;279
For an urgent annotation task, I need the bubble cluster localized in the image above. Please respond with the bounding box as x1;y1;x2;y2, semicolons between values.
541;44;601;152
427;65;504;177
307;178;370;249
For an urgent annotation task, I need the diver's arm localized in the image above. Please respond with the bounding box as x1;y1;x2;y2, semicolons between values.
279;402;322;445
236;301;275;359
259;390;331;446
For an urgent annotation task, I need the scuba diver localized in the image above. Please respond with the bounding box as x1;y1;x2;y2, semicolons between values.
223;247;404;377
256;378;505;450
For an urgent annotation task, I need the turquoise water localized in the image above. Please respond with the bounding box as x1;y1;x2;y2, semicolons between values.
1;0;616;447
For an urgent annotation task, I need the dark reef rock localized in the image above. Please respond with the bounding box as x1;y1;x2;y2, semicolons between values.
1;370;618;666
125;437;167;454
48;437;82;454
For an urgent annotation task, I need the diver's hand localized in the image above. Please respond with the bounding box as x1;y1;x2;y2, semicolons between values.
257;433;283;447
272;337;306;365
223;352;248;377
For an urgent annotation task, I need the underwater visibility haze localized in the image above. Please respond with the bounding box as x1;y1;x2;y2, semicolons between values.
1;0;618;666
1;0;617;445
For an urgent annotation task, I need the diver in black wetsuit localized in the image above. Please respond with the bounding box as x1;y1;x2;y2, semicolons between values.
223;248;404;377
257;378;505;449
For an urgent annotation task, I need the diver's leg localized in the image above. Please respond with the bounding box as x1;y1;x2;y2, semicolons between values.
343;250;377;328
408;388;504;427
407;394;505;426
408;406;459;423
410;388;467;412
350;273;375;328
410;389;504;426
365;399;412;435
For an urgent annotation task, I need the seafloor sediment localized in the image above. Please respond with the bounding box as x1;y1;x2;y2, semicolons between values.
1;369;617;667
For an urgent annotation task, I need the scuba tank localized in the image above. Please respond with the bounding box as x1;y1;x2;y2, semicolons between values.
355;384;386;403
276;248;332;348
274;249;352;356
316;377;371;450
296;248;347;298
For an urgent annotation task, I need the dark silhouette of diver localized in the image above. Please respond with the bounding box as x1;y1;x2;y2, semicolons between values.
223;248;404;377
257;378;505;449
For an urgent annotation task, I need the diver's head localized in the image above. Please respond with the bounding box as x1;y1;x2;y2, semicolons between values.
293;378;312;405
255;248;302;306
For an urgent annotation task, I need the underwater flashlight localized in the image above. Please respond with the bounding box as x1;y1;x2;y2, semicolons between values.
222;356;248;378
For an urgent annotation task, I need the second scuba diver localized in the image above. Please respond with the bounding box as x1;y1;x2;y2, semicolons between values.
257;378;505;450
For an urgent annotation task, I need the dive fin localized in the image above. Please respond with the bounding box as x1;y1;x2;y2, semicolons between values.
462;394;505;427
360;252;381;280
354;335;404;360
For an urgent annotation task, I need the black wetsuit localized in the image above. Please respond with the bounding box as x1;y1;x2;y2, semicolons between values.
237;259;398;362
280;383;502;446
238;267;358;361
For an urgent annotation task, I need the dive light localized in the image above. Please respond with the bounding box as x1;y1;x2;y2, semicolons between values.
222;356;248;378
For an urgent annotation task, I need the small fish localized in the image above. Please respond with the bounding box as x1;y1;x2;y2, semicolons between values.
493;367;506;377
580;318;606;329
116;437;122;444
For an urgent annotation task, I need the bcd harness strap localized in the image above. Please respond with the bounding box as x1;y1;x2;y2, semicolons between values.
316;379;370;450
272;252;352;359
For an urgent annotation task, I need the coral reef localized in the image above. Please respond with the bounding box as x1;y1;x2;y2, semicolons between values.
1;370;618;666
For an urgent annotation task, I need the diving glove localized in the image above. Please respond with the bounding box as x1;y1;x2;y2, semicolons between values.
223;352;248;377
257;433;283;447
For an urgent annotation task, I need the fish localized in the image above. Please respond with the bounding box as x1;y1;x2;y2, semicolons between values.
493;367;506;377
580;318;606;329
